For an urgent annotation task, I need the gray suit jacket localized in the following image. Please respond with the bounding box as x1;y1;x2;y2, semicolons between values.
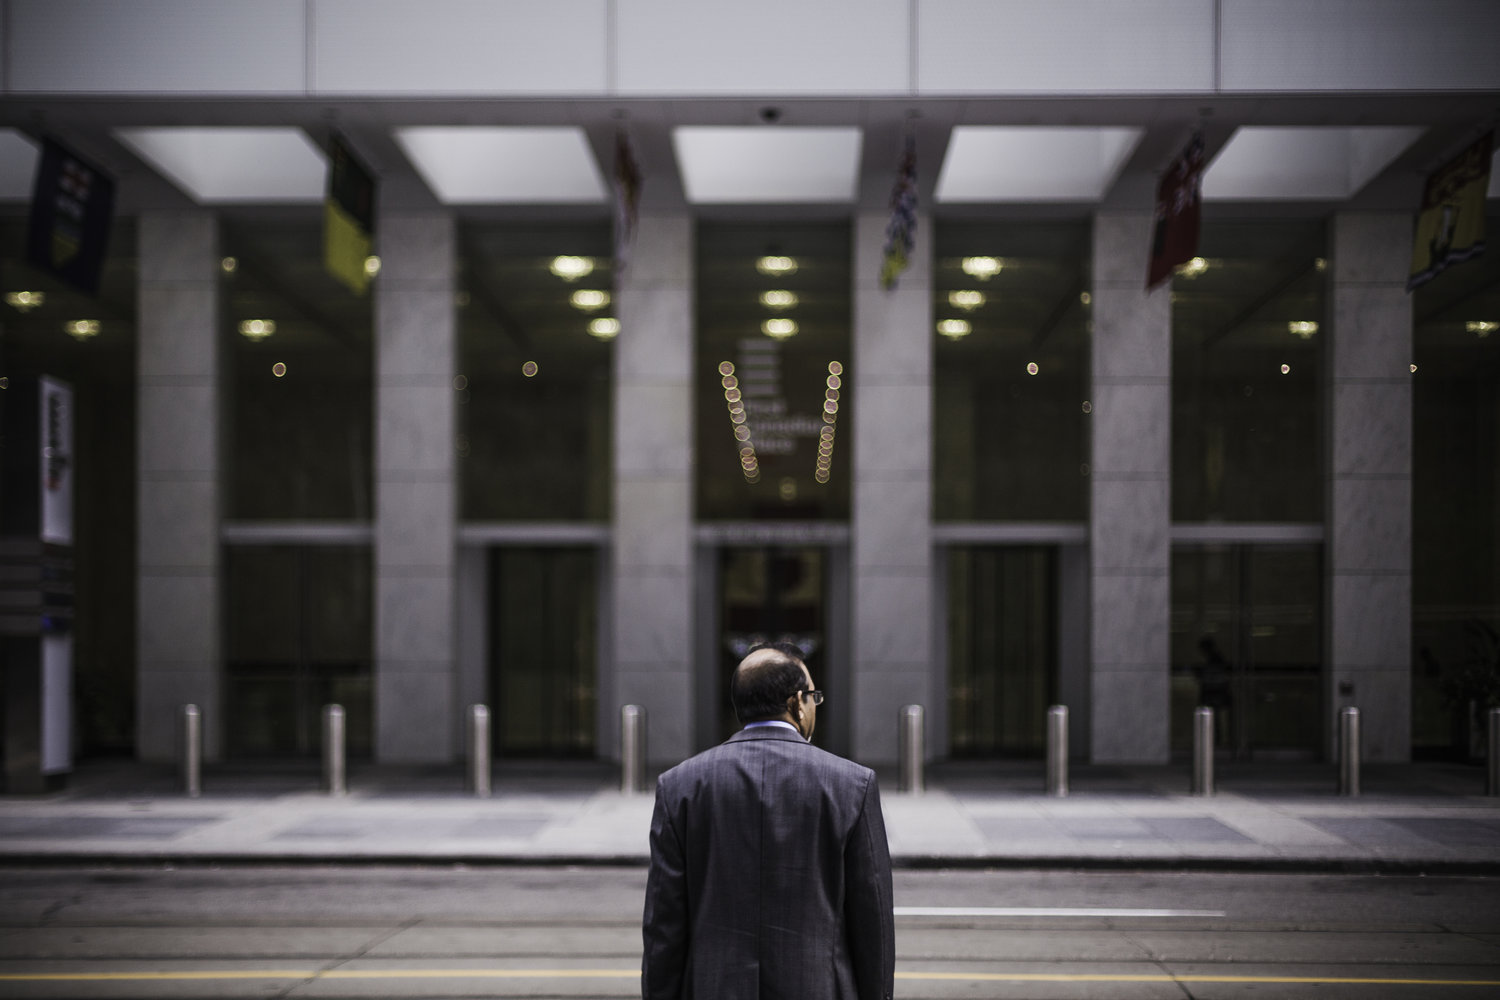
642;726;895;1000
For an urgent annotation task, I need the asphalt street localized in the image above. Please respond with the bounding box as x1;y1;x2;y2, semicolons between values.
2;865;1498;999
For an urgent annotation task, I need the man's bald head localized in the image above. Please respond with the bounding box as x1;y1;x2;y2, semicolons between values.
730;643;809;724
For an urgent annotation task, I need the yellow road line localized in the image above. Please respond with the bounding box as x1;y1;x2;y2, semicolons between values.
0;968;1498;987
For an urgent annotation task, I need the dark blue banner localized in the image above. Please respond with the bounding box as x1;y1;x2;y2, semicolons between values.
26;137;115;295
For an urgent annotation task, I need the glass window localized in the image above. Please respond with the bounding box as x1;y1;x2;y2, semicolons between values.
223;213;373;520
1412;212;1500;759
696;222;851;521
223;545;372;758
1172;218;1324;522
0;214;137;755
458;223;612;521
933;221;1089;521
1171;544;1322;759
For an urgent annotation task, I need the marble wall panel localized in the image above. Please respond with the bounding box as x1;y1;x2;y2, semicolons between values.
1089;382;1170;474
136;288;218;380
376;576;454;663
380;212;455;282
139;213;219;283
1330;381;1411;477
136;668;220;762
1089;668;1169;763
1330;288;1414;378
137;386;216;474
1090;572;1170;668
137;479;217;568
375;480;455;568
375;385;454;475
613;480;691;570
1331;214;1416;284
852;383;932;476
852;480;930;571
614;385;692;475
1091;478;1170;572
851;667;934;764
376;668;455;761
614;288;694;383
1329;478;1411;574
376;294;455;378
1329;574;1410;668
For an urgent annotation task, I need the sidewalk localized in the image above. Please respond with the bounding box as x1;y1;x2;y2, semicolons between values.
0;759;1496;872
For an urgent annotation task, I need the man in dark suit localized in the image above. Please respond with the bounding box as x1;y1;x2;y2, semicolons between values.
642;642;895;1000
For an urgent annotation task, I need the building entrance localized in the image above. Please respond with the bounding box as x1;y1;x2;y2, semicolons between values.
487;547;598;756
945;545;1059;757
1171;545;1323;760
696;542;848;754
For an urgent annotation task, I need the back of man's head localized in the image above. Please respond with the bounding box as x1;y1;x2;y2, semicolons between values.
730;643;807;724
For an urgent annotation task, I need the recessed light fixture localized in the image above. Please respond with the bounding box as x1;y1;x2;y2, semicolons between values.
64;320;100;341
550;256;594;281
221;256;238;273
1288;320;1318;338
570;289;610;311
961;257;1002;281
756;256;798;276
522;361;539;377
762;318;798;340
1176;256;1209;278
1466;320;1497;337
937;319;971;340
363;256;381;277
239;319;276;340
1315;258;1327;272
1280;364;1291;374
5;290;44;312
949;290;986;311
1026;362;1039;375
272;362;287;377
588;317;620;340
760;290;798;309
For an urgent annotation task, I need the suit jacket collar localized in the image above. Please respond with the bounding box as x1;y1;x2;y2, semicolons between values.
728;725;807;744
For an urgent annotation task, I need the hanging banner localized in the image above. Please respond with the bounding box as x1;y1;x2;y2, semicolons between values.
324;136;377;295
613;129;642;277
1146;132;1205;290
26;137;116;295
880;135;918;290
1408;131;1491;292
38;377;74;547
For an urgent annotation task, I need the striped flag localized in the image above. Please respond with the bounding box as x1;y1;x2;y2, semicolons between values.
324;136;376;296
613;129;642;277
880;135;917;290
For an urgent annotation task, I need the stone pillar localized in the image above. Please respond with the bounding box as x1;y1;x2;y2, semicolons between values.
851;209;934;766
1089;210;1172;764
137;212;221;762
374;212;456;762
611;213;694;766
1327;213;1412;762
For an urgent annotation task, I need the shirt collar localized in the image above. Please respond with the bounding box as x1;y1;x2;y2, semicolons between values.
742;720;805;739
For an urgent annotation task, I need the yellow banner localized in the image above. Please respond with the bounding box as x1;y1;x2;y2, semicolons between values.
324;200;371;296
1408;131;1491;290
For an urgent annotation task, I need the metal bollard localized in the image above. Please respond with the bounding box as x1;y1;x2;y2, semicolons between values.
181;704;202;799
1192;706;1215;796
899;705;924;794
1338;706;1360;797
620;705;646;795
469;704;491;798
1488;707;1499;798
1046;705;1069;797
322;704;346;796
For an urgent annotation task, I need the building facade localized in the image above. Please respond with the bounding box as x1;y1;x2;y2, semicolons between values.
0;1;1496;774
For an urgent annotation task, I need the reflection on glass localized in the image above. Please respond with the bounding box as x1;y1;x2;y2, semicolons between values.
698;223;850;521
459;223;612;521
934;221;1089;521
1412;211;1500;759
1172;219;1324;522
1170;545;1322;760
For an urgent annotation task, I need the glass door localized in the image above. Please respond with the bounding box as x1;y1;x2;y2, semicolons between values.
946;545;1058;757
488;547;598;756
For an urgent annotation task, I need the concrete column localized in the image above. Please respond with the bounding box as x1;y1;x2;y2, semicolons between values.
851;209;934;766
611;213;694;766
1326;213;1412;762
1089;210;1172;764
374;212;456;763
136;212;221;763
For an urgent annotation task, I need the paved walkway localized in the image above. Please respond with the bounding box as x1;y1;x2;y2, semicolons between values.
0;759;1496;872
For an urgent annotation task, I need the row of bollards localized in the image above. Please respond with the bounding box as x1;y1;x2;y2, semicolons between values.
179;702;1500;799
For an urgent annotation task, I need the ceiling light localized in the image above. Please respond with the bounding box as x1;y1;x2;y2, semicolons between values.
1466;320;1497;337
272;362;287;377
760;290;798;309
522;361;539;377
239;319;276;340
960;257;1001;280
949;290;986;311
550;256;595;281
1176;257;1209;278
6;291;44;312
221;256;237;273
364;256;381;277
1288;321;1319;338
1080;291;1091;305
589;317;620;340
1315;258;1328;272
64;320;100;340
570;289;610;311
762;318;798;340
757;256;798;276
1281;364;1291;374
937;319;971;340
1026;362;1039;375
